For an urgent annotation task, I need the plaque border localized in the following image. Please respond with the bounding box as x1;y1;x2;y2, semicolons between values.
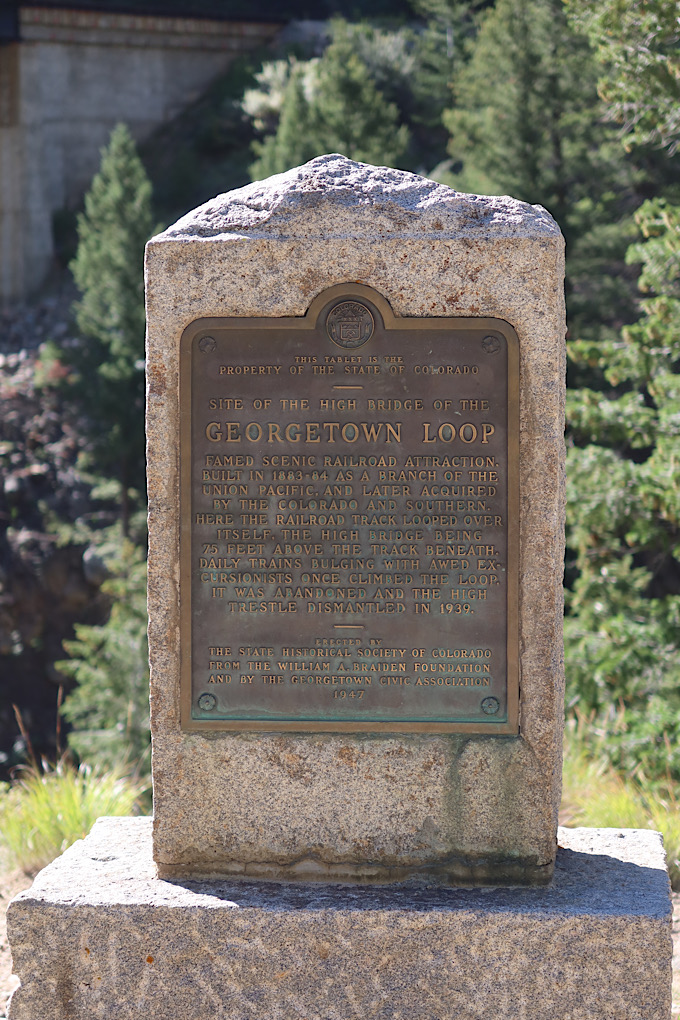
179;284;519;735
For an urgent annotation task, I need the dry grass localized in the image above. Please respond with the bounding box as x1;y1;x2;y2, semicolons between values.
561;717;680;889
0;758;148;874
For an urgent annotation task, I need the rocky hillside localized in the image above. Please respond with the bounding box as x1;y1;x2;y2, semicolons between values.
0;282;113;775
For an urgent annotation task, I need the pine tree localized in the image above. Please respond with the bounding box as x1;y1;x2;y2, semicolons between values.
567;0;680;154
58;542;150;772
68;123;154;534
434;0;680;779
564;198;680;781
562;0;680;780
441;0;641;353
250;64;321;178
250;20;411;179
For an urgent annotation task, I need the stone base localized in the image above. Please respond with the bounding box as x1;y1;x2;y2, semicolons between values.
7;818;672;1020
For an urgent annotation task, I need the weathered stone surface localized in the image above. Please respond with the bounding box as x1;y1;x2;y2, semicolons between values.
7;817;672;1020
163;157;558;240
145;154;566;880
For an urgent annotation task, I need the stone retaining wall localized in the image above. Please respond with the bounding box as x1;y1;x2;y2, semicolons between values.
0;7;280;303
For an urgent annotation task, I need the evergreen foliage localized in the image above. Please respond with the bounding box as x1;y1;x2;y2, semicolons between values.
445;0;596;225
431;0;680;781
438;0;641;352
57;542;150;772
562;0;680;781
565;199;680;781
245;18;461;180
250;22;411;178
68;123;155;533
567;0;680;154
142;52;265;224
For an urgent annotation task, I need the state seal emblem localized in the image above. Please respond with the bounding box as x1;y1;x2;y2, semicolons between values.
326;301;374;349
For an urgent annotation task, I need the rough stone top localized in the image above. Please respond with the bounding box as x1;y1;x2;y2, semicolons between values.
152;154;561;244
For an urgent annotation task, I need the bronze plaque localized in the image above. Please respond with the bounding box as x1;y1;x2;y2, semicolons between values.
180;285;518;733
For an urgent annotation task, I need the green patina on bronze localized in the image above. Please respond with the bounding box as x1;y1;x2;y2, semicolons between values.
179;284;519;733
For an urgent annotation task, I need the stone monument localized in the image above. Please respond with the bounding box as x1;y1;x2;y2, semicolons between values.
6;156;672;1020
148;153;564;885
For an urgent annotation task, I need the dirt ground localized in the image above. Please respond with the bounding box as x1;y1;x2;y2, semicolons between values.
0;870;678;1018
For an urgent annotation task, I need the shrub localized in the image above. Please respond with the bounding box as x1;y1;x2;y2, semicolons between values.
0;758;148;874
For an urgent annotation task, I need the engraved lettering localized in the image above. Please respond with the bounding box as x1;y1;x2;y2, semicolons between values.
184;299;517;731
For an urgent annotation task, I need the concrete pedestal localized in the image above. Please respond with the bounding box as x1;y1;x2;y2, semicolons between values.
7;817;672;1020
